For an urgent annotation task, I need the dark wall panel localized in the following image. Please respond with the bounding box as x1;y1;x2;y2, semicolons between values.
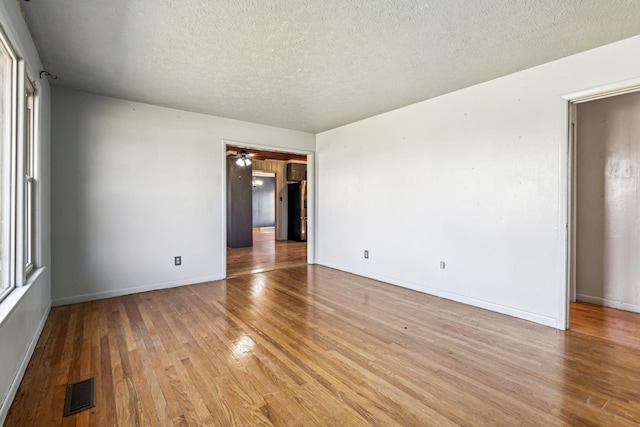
226;157;253;248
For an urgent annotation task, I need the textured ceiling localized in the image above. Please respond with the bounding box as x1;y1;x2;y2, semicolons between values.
21;0;640;133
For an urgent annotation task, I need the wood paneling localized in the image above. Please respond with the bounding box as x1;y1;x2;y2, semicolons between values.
6;268;640;426
227;227;306;277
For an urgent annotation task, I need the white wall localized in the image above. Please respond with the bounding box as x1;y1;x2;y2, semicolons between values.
0;0;52;423
51;88;314;305
576;91;640;313
316;35;640;329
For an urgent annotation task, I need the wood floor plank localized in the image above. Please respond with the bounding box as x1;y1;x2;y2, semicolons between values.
225;272;553;425
227;227;307;278
6;266;640;426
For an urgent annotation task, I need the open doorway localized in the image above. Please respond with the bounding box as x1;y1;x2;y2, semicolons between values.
567;87;640;342
225;144;309;277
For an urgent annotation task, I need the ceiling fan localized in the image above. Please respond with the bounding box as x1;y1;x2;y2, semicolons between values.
234;150;252;167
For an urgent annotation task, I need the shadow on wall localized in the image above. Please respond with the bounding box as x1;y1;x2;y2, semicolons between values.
576;90;640;313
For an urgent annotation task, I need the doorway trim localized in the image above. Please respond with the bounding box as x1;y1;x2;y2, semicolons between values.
221;139;316;279
561;76;640;329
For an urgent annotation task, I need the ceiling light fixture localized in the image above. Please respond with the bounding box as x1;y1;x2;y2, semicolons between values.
235;150;252;167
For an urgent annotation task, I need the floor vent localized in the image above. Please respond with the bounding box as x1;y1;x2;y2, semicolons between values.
63;377;96;417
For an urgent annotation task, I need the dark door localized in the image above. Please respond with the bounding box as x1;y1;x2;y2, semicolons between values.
226;157;252;248
288;182;307;242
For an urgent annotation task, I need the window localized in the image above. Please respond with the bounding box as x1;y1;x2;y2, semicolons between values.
0;27;16;302
0;26;37;304
24;78;35;275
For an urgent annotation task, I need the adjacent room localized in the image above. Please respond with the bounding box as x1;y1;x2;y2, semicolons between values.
225;145;308;277
1;0;640;425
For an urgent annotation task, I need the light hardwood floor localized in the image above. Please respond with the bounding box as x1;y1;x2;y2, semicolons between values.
570;301;640;351
6;266;640;426
226;227;307;278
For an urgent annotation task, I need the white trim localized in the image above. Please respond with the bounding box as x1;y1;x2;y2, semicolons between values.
31;79;42;273
221;142;227;279
23;77;36;276
252;171;275;178
0;301;50;425
562;79;640;331
14;60;25;287
567;103;578;306
317;260;559;328
0;24;19;301
576;294;640;314
0;280;30;328
563;76;640;103
222;139;316;278
51;274;224;306
0;267;44;329
306;152;315;265
556;97;570;330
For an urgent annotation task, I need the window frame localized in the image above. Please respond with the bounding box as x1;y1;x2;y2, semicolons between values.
23;76;35;276
0;25;17;303
0;24;41;304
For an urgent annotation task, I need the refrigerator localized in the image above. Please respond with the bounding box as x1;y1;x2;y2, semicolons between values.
288;181;307;242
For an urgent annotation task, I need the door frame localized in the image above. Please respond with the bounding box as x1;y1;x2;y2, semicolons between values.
221;139;316;279
251;170;277;233
561;77;640;329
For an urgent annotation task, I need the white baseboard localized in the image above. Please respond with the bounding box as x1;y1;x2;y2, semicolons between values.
576;294;640;314
0;302;51;425
316;260;559;328
52;274;224;306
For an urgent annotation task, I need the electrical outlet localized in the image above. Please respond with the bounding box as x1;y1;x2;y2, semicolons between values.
440;261;445;269
364;250;369;259
175;256;182;266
